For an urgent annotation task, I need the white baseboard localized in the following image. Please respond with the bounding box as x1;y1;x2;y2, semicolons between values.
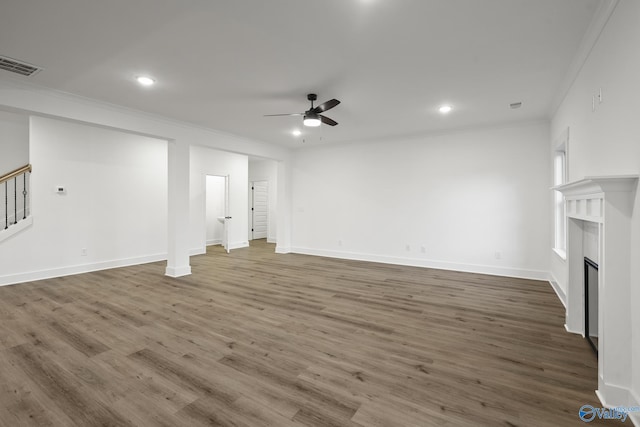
267;238;277;244
165;264;192;278
289;247;550;281
564;323;583;335
229;241;249;250
597;382;628;407
275;246;291;254
0;252;167;286
630;389;640;426
548;272;567;308
596;383;640;426
206;239;222;246
190;247;206;256
191;241;248;256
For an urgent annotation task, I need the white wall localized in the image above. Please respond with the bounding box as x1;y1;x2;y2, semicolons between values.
205;175;226;245
0;110;29;173
249;159;278;242
0;116;167;285
190;145;249;254
0;78;292;274
550;0;640;416
291;121;550;279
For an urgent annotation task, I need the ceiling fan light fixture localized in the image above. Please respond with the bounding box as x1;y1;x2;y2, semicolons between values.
303;114;321;127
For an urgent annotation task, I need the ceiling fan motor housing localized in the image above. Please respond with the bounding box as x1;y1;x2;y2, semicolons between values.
265;93;339;127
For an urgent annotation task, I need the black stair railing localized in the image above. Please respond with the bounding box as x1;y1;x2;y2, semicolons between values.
1;164;32;230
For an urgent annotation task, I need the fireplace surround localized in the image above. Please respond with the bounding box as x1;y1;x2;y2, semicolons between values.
554;175;638;408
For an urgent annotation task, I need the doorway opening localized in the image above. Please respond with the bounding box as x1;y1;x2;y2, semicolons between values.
205;175;230;253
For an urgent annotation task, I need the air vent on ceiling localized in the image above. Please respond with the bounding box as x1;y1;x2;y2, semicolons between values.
0;55;42;77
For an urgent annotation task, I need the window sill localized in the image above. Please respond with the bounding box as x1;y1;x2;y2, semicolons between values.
553;247;567;261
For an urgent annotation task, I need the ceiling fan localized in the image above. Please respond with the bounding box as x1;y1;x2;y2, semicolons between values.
265;93;340;127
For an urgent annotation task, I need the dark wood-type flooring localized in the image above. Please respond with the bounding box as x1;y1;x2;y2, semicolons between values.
0;240;618;426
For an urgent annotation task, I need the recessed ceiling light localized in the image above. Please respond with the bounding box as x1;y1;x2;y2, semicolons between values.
136;76;155;86
439;105;453;114
292;129;302;136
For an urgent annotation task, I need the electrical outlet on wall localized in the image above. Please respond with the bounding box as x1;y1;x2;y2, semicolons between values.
405;244;411;252
421;246;426;254
494;251;502;259
81;248;87;256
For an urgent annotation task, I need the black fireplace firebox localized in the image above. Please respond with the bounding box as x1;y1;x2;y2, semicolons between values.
584;257;599;355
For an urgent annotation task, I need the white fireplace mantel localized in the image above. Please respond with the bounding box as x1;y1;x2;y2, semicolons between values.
552;175;638;410
554;175;638;223
554;175;639;196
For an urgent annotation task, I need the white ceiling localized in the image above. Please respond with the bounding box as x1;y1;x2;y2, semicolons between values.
0;0;600;148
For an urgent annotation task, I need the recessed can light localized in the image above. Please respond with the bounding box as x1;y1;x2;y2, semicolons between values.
439;105;452;114
292;129;302;136
136;76;155;86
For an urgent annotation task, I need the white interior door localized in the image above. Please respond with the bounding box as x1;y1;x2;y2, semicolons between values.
251;181;268;240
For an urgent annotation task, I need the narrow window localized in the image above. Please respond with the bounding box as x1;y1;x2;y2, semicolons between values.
553;129;568;257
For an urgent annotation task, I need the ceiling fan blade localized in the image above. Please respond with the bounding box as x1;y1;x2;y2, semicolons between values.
312;99;340;114
263;113;303;117
319;115;338;126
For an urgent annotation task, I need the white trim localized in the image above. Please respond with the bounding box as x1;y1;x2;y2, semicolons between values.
0;252;167;286
630;390;640;427
548;273;567;308
266;238;277;244
165;264;192;278
190;247;206;256
206;239;222;246
275;246;291;254
551;0;619;114
564;323;582;335
229;241;249;250
552;247;566;261
290;247;550;281
554;175;639;197
0;215;33;243
596;384;640;426
190;241;248;256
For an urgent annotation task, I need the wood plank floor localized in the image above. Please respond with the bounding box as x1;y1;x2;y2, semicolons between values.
0;240;619;426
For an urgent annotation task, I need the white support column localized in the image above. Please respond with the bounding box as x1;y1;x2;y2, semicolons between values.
275;159;291;253
166;139;192;277
599;190;633;398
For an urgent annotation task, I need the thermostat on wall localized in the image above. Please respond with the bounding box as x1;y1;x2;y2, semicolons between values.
55;186;66;194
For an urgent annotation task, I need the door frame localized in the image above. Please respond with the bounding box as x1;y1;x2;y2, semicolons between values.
248;179;269;241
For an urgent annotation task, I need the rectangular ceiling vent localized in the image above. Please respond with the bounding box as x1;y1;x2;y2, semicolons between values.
0;55;42;77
